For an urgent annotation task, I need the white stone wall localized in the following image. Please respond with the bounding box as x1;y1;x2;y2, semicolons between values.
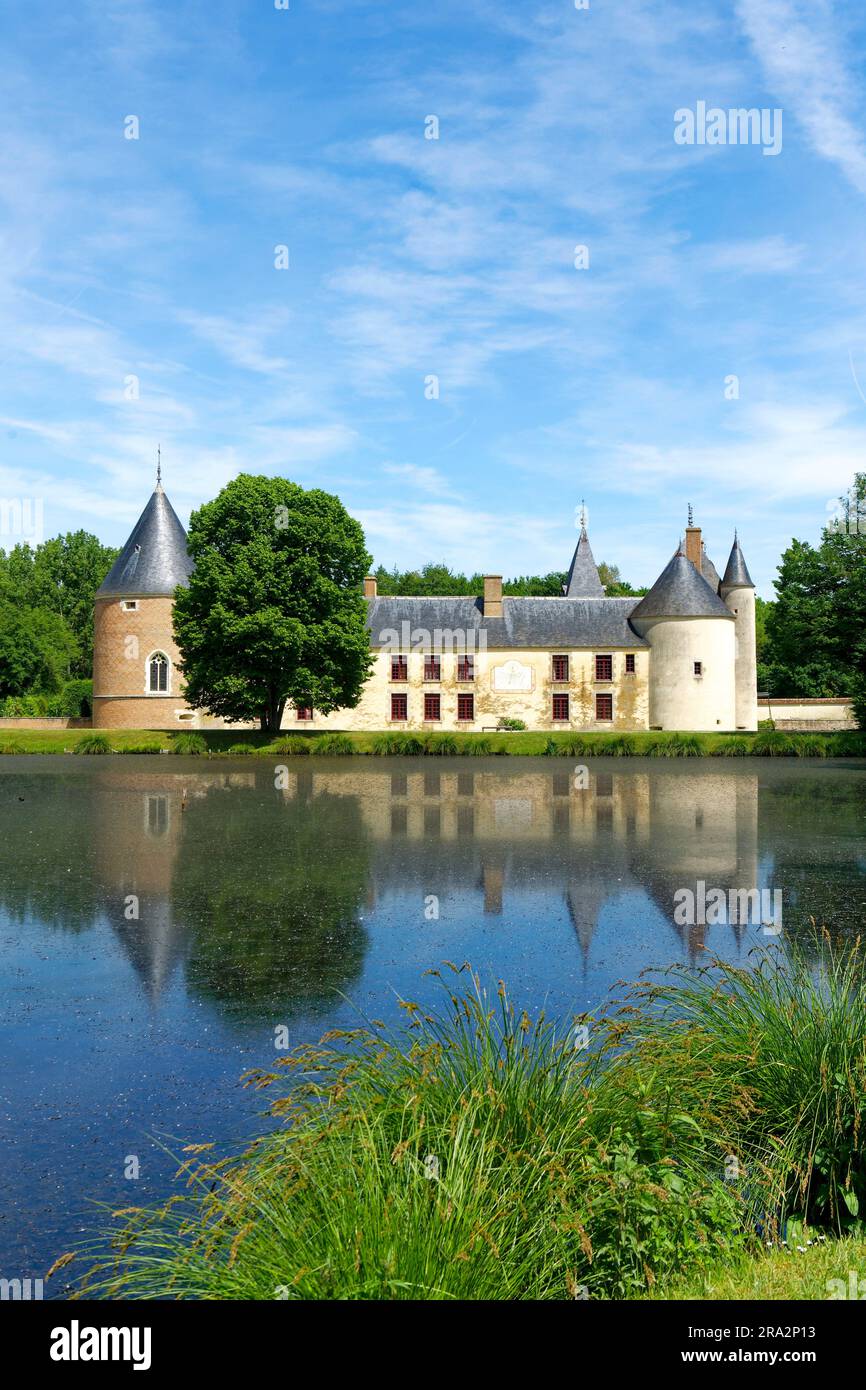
291;646;651;733
723;584;758;731
635;616;737;731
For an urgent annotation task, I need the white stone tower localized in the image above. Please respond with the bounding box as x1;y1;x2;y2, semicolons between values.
720;534;758;731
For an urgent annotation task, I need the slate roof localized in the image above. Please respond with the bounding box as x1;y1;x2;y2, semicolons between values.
722;535;754;589
97;485;195;598
365;595;648;649
700;545;722;594
630;551;734;621
565;527;604;597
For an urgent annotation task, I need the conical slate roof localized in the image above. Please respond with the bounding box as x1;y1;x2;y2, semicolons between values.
630;548;734;621
97;485;194;598
700;544;722;595
722;535;754;589
565;527;604;597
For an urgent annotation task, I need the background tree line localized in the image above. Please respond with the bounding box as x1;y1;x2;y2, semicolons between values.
372;560;646;597
0;531;118;714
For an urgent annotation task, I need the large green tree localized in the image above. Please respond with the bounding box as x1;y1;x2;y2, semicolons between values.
0;530;117;679
0;603;79;697
173;474;373;732
762;475;866;711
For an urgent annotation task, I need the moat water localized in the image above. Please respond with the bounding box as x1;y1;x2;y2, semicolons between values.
1;755;865;1291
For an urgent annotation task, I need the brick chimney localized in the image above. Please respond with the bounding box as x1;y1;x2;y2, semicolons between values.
483;575;502;618
685;525;702;574
363;575;377;598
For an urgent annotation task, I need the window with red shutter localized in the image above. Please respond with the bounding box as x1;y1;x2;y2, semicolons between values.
391;693;408;720
552;694;570;721
424;657;441;681
457;656;474;681
424;693;441;721
595;654;613;681
296;706;313;721
625;654;635;674
457;693;474;721
596;693;613;720
552;654;569;682
391;656;408;681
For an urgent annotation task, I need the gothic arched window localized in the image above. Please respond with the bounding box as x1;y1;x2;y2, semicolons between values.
147;652;169;693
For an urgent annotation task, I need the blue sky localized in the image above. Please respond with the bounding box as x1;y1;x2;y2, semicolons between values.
2;0;866;596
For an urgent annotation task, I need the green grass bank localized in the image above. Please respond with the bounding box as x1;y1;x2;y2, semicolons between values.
71;940;866;1301
1;727;864;757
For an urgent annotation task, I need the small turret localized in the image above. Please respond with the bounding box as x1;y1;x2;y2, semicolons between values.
721;533;757;731
565;525;604;597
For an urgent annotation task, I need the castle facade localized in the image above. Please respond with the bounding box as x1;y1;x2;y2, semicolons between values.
92;482;757;733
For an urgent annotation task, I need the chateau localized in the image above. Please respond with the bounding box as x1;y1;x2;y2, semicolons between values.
92;481;758;733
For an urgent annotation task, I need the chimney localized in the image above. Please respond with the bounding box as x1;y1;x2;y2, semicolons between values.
685;525;702;574
363;575;377;598
483;574;502;618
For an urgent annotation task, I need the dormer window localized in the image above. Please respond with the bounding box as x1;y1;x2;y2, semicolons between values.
147;652;169;693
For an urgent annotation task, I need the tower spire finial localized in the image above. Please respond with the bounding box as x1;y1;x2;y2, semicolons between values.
156;445;162;488
579;498;587;531
687;502;694;527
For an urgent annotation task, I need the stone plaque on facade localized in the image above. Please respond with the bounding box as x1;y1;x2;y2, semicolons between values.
492;659;534;692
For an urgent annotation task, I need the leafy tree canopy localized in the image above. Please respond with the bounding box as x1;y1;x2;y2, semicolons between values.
0;530;117;678
0;603;79;698
761;475;866;718
173;474;373;732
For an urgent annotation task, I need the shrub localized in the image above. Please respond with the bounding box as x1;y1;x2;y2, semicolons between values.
793;734;829;758
627;940;866;1232
752;730;795;757
543;737;569;756
425;734;458;755
273;736;311;756
497;717;526;731
0;740;26;754
120;743;162;754
715;737;750;757
466;737;492;755
228;743;255;756
74;733;110;755
314;733;355;755
61;679;93;718
79;973;743;1302
172;732;207;755
605;734;636;757
831;731;866;757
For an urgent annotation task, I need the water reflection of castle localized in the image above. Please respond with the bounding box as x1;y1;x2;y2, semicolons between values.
90;763;761;1003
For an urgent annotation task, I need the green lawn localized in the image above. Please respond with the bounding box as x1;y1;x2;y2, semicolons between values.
650;1235;866;1300
0;727;863;757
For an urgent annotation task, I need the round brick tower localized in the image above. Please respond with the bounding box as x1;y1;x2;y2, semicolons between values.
92;480;195;730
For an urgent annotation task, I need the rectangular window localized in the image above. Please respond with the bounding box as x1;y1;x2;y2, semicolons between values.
391;656;408;681
423;657;441;681
391;693;407;721
694;661;703;677
121;600;138;612
424;693;441;721
552;693;570;721
596;693;613;720
296;706;313;721
552;654;569;682
625;653;636;674
457;693;474;721
457;655;474;681
595;654;613;681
